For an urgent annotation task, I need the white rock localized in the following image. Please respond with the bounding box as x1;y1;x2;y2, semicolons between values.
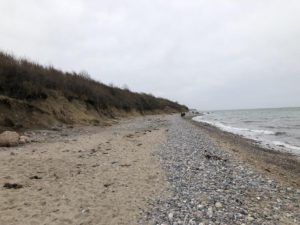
197;204;204;209
207;207;213;217
168;212;174;221
0;131;20;147
215;202;223;208
247;216;254;221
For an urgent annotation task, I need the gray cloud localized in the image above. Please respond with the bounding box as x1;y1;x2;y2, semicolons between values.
1;0;300;110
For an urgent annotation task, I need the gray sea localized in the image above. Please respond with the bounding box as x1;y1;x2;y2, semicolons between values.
193;107;300;155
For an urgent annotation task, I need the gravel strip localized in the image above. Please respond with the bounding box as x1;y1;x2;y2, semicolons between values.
143;115;300;225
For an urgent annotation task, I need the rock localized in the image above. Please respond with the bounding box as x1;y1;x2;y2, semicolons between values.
0;131;20;147
207;207;213;218
197;204;204;209
215;202;223;208
168;212;174;221
19;135;30;144
247;216;254;221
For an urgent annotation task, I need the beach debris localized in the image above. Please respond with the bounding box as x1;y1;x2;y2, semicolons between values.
120;164;131;167
0;131;20;147
30;175;42;180
3;183;23;189
125;134;134;138
81;208;90;214
89;149;97;154
104;183;114;188
204;154;222;161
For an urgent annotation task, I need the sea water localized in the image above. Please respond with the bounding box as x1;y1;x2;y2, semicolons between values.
192;107;300;155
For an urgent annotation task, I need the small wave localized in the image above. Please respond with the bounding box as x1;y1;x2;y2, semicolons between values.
243;120;255;123
251;129;275;135
192;117;275;135
265;126;276;129
272;141;300;151
274;131;287;136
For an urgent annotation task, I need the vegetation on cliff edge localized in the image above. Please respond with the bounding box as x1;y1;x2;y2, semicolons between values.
0;51;188;114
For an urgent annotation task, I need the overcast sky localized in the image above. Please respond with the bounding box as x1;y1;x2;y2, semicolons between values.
1;0;300;110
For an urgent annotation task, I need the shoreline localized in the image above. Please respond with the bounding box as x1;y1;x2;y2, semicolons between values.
1;114;299;224
187;116;300;188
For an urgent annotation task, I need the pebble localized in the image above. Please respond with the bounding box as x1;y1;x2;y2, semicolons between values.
207;207;213;218
215;202;222;208
247;216;254;221
168;212;174;221
140;115;300;224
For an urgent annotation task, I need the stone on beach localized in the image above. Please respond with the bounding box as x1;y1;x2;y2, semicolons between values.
19;135;30;144
215;202;223;208
0;131;20;147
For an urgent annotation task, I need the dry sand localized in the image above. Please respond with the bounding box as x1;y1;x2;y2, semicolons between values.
0;115;170;225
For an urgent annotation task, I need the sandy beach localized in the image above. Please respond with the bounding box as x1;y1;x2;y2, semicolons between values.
0;114;299;225
0;115;170;225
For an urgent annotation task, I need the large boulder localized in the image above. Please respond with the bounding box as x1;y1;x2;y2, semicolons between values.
0;131;20;147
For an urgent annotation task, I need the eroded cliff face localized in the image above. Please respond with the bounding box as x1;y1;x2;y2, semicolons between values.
0;94;179;131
